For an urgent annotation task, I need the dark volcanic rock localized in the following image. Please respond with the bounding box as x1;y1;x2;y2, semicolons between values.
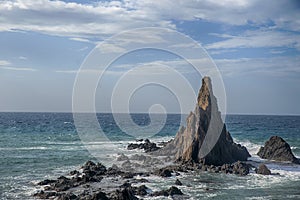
256;164;271;175
154;168;173;177
232;161;250;176
82;161;107;176
37;179;56;186
127;139;160;153
88;191;109;200
257;136;299;164
152;186;183;197
57;192;78;200
175;179;183;186
158;77;250;166
34;191;57;199
110;187;139;200
133;185;148;196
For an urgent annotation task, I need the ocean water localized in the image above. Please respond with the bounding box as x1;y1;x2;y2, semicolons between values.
0;112;299;199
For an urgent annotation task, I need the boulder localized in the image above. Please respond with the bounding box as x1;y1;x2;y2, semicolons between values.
110;187;139;200
127;139;160;152
257;136;299;164
256;164;271;175
154;168;172;177
152;186;183;197
133;185;148;196
158;77;250;166
232;161;250;176
175;179;183;186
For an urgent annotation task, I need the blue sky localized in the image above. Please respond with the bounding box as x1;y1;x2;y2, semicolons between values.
0;0;300;115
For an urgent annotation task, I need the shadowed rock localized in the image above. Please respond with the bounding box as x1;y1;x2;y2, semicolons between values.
257;136;299;164
158;77;250;166
127;139;160;153
256;164;271;175
175;179;183;186
151;186;183;197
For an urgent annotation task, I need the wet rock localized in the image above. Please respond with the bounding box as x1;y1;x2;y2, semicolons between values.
175;179;183;186
69;170;79;176
54;176;72;192
122;172;135;179
106;164;122;176
33;191;57;199
127;139;160;153
117;153;129;161
89;191;109;200
232;161;250;176
57;192;78;200
154;168;172;177
256;164;271;175
152;186;183;197
82;161;107;176
37;179;56;186
110;187;139;200
134;185;148;196
257;136;300;164
130;154;147;161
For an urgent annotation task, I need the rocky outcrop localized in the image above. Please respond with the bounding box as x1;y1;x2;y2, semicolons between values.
127;139;160;153
256;164;271;175
159;77;250;166
34;161;186;200
151;186;183;197
257;136;299;164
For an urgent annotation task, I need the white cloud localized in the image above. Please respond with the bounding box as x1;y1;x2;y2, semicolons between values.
0;0;299;39
0;59;36;71
0;0;174;38
206;30;300;50
0;60;11;66
0;66;36;71
215;56;300;77
18;56;27;60
69;37;91;43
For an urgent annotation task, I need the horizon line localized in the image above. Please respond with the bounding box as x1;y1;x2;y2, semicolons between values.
0;110;299;117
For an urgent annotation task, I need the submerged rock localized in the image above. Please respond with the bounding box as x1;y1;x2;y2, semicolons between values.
175;179;183;186
158;77;250;166
256;164;271;175
257;136;299;164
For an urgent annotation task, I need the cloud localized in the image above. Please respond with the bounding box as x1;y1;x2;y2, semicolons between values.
206;30;300;50
18;56;27;60
69;37;91;43
0;60;11;66
215;56;300;77
0;0;174;38
0;66;36;71
0;59;36;71
0;0;299;39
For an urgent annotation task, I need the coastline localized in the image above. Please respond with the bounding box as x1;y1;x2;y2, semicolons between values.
0;113;300;199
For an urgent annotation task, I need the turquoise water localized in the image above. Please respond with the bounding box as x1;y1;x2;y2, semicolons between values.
0;113;299;199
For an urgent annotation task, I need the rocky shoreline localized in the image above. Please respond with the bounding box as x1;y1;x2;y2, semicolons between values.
34;137;298;199
33;77;300;199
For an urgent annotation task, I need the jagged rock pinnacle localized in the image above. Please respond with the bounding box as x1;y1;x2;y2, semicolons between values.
158;77;250;166
198;76;212;111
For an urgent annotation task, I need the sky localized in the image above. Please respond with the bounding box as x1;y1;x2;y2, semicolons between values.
0;0;300;115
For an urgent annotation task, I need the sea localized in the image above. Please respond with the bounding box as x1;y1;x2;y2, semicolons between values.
0;112;299;199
